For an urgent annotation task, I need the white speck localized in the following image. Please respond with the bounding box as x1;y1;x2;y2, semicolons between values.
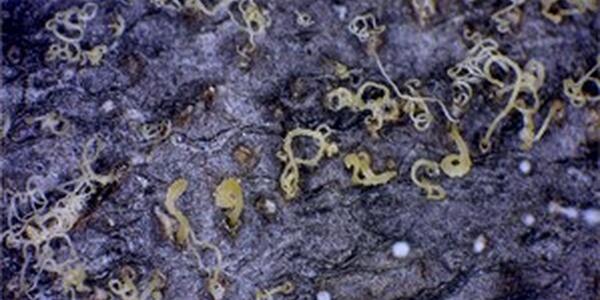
561;207;579;219
295;10;315;27
333;5;347;20
170;134;200;153
548;202;560;213
263;199;277;214
125;108;145;121
521;213;535;226
136;175;149;188
548;201;579;219
101;100;116;113
91;286;109;299
130;153;147;165
62;68;76;80
392;241;410;258
582;209;600;226
473;234;486;253
518;160;531;175
316;291;331;300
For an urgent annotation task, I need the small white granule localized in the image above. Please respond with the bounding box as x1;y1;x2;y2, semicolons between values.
333;5;347;20
548;201;579;219
316;291;332;300
473;234;487;253
62;68;76;80
561;207;579;219
125;108;145;121
130;153;147;166
518;160;532;175
582;209;600;226
521;213;535;226
392;241;410;258
263;199;277;214
548;202;560;214
101;100;115;113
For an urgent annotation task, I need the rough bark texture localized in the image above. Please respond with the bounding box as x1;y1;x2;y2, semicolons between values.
1;0;599;299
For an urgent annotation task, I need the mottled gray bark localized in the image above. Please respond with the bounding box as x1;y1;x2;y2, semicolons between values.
1;0;599;299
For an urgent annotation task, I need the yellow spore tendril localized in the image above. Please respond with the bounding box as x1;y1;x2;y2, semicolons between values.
141;270;167;300
26;111;70;136
109;14;126;38
108;266;140;300
344;151;397;186
214;178;244;232
324;81;402;136
45;3;107;66
410;0;437;26
164;178;191;247
541;0;599;24
563;54;600;107
278;125;338;200
229;0;270;60
440;125;472;178
255;281;294;300
410;159;446;200
491;0;525;33
62;263;91;297
189;237;225;300
534;99;564;142
348;13;457;129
